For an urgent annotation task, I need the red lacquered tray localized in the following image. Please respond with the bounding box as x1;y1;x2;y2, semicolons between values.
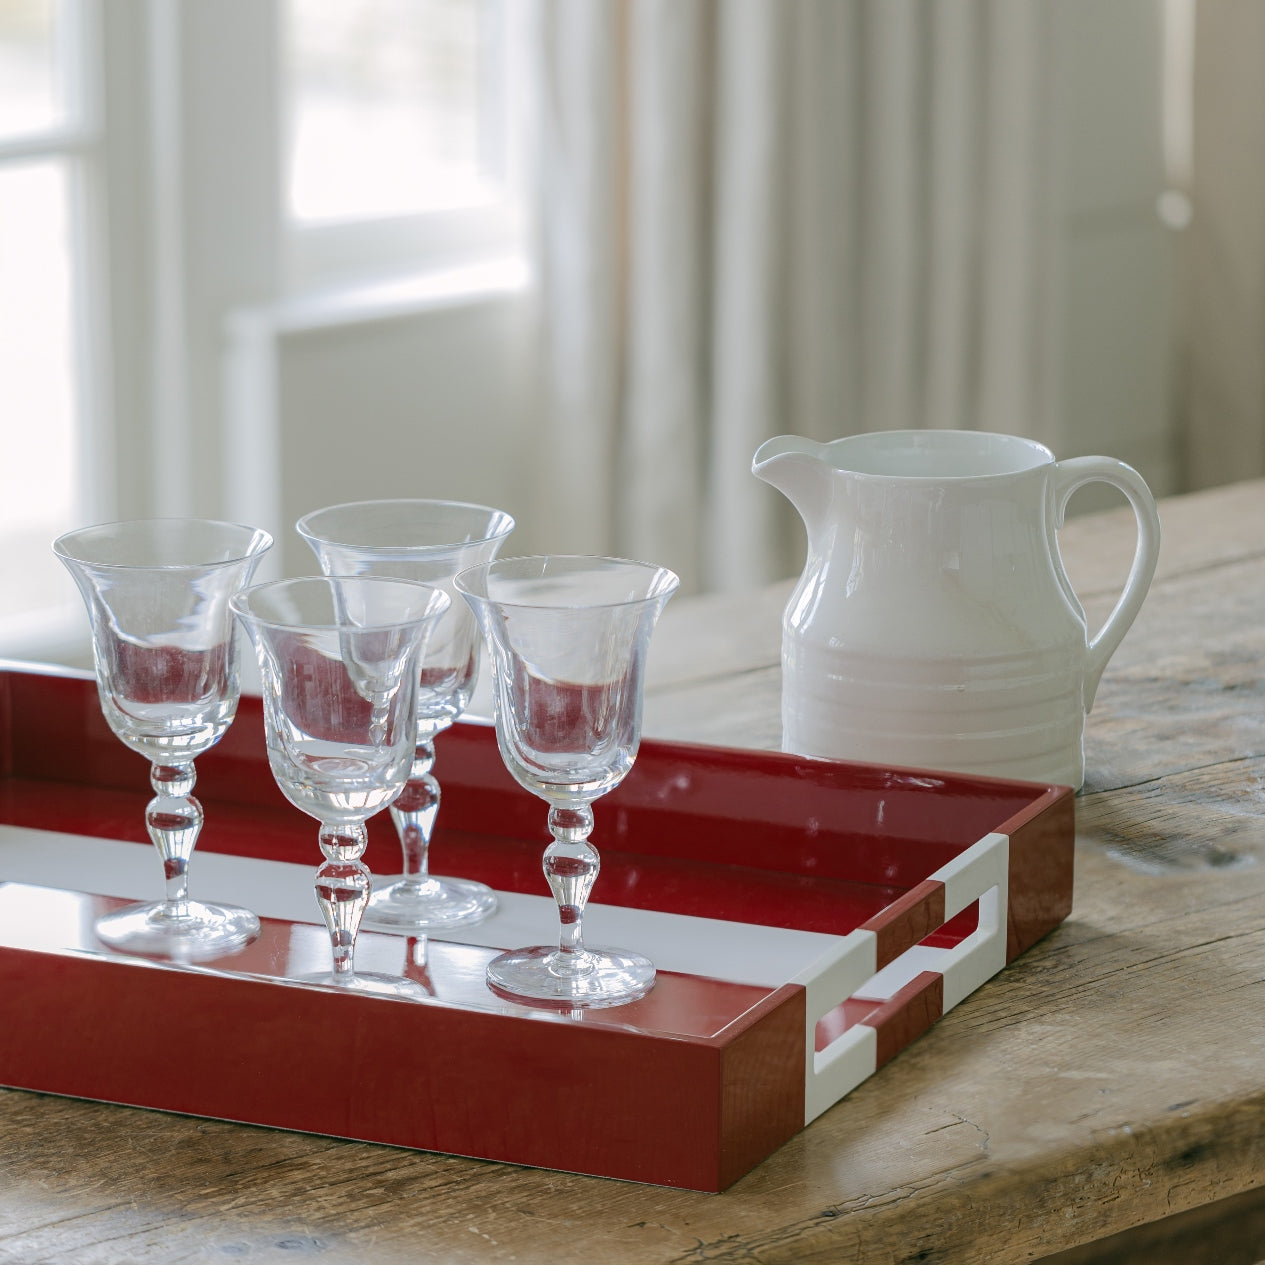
0;665;1074;1192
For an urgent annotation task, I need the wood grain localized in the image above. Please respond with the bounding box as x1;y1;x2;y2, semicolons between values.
5;479;1265;1263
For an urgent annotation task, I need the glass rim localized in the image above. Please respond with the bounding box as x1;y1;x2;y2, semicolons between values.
454;554;681;611
295;498;516;554
230;574;450;633
52;518;274;572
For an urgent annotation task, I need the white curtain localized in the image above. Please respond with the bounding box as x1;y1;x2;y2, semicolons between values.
525;0;1056;595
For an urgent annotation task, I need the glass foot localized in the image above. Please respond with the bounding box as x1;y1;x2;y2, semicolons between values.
296;970;431;1000
486;945;655;1009
363;875;498;932
94;900;260;961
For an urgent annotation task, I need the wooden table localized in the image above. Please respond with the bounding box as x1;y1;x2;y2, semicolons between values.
4;479;1265;1263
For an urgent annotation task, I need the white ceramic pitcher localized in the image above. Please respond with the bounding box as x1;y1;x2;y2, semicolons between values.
752;430;1161;789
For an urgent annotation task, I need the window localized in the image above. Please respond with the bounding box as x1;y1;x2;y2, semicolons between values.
279;0;520;292
0;0;523;664
286;0;487;223
0;0;104;659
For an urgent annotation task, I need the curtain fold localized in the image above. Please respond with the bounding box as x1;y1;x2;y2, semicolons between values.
923;0;980;432
705;0;791;591
529;0;623;554
622;0;708;585
976;0;1052;442
527;0;1056;594
1185;0;1265;489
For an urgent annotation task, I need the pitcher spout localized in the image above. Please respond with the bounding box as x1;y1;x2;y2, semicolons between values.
752;435;835;541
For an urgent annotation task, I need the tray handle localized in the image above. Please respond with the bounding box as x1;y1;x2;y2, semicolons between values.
795;831;1010;1125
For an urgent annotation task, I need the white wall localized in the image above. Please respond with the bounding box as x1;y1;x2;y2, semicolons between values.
271;292;542;578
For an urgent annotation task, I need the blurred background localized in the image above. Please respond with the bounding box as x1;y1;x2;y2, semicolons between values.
0;0;1254;664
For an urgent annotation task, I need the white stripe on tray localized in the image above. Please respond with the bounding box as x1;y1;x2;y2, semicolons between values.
0;823;852;992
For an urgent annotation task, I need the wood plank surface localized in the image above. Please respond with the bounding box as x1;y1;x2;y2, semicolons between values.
3;479;1265;1263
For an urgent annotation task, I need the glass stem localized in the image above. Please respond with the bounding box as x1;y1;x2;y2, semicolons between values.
388;741;440;894
544;804;599;968
315;822;371;980
147;761;202;918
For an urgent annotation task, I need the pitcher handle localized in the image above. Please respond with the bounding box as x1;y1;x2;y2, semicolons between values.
1053;456;1161;711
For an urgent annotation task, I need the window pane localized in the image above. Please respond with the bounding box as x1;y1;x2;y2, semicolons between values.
0;161;80;623
0;0;66;138
285;0;489;223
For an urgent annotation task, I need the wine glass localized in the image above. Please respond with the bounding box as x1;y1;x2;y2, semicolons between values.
455;555;679;1008
296;499;514;932
53;518;273;958
231;575;450;996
